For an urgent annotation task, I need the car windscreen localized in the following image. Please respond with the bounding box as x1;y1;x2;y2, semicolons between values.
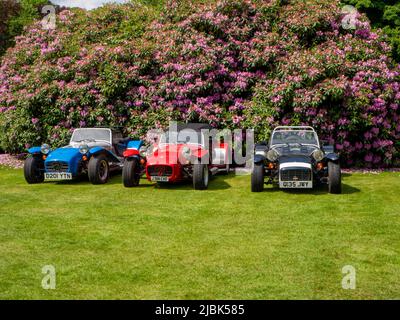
271;130;318;146
160;130;203;145
71;129;111;143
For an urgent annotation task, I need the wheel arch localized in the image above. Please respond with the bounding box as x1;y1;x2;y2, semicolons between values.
89;147;120;163
325;153;340;163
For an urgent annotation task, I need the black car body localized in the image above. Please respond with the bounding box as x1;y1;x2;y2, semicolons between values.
251;126;341;193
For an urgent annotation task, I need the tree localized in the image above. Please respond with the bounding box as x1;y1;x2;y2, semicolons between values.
0;0;49;58
341;0;400;61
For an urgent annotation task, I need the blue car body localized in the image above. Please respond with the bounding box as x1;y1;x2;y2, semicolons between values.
27;128;143;180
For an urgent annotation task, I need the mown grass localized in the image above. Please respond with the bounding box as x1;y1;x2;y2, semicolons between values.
0;167;399;299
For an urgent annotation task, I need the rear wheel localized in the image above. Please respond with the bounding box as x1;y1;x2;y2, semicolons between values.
193;164;209;190
123;158;140;187
328;162;341;194
251;163;264;192
24;156;44;184
88;154;109;185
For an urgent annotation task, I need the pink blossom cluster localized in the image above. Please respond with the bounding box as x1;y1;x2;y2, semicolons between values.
0;0;399;167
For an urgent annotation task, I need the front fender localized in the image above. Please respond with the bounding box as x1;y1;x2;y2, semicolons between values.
254;154;266;164
89;147;120;163
123;148;140;158
325;153;340;163
28;147;42;155
127;140;143;150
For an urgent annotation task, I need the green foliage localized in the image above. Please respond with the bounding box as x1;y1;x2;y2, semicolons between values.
341;0;400;61
1;0;400;167
0;0;49;58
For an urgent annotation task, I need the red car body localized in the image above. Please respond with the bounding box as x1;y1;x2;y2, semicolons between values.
145;123;230;189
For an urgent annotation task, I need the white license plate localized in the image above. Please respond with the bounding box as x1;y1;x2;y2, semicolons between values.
45;172;72;180
151;176;169;182
279;181;312;189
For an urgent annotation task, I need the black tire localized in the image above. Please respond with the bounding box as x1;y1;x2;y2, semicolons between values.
24;156;44;184
328;161;342;194
193;164;209;190
88;154;109;185
123;158;140;188
251;163;264;192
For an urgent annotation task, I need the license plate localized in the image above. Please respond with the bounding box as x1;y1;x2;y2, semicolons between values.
279;181;312;189
45;172;72;180
151;176;169;182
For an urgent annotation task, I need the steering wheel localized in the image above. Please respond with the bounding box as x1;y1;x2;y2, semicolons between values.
285;136;299;143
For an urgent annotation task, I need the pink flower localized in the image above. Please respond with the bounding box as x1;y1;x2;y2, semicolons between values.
364;153;373;162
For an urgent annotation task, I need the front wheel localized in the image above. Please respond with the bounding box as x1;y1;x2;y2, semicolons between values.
251;163;264;192
88;154;109;185
123;158;140;187
24;156;44;184
193;164;209;190
328;161;341;194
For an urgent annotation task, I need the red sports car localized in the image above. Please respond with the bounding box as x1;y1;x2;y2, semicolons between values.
145;123;230;190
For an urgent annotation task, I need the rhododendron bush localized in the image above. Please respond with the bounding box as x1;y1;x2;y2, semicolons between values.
0;0;399;167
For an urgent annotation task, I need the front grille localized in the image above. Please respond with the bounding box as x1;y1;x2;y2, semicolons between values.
46;161;69;173
147;165;173;177
280;168;311;181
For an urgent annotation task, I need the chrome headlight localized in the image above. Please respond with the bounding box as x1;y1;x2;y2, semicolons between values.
182;146;191;160
255;149;267;157
312;149;325;162
266;149;279;162
79;144;89;155
41;144;50;155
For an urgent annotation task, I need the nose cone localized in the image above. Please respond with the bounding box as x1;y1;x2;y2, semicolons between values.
46;148;81;161
45;148;82;174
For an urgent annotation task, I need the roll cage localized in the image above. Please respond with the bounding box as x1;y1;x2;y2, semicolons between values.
270;126;320;149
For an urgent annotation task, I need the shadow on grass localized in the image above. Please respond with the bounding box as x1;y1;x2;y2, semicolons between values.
48;171;232;190
151;173;232;191
262;182;360;195
51;171;123;186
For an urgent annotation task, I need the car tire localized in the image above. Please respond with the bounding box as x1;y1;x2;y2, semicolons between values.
251;163;264;192
88;154;109;185
24;156;44;184
328;161;341;194
193;164;209;190
123;158;140;188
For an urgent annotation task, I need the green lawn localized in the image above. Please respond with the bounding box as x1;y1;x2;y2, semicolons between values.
0;167;399;299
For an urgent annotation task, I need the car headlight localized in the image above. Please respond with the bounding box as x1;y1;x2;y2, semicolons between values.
312;149;325;162
41;144;50;155
182;146;191;160
79;144;89;155
266;149;279;162
255;149;267;157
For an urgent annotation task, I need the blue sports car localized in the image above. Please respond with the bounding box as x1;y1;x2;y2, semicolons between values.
24;127;143;185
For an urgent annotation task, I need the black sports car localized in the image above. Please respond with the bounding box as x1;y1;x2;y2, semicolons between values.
251;126;341;194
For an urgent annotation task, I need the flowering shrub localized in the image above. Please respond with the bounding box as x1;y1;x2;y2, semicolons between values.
0;0;399;167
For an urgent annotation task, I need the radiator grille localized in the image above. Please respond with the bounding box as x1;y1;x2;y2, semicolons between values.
147;165;173;177
46;161;69;173
280;168;311;181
